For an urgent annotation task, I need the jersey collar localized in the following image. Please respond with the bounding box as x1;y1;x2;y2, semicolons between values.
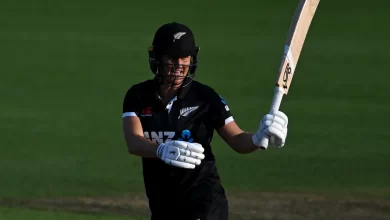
152;76;193;101
177;77;192;99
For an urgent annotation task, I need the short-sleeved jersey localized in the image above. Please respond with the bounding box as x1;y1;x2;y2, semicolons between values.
122;79;234;202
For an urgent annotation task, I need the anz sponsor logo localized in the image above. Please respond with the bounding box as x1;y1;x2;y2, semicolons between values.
144;130;194;144
144;131;175;144
178;130;194;143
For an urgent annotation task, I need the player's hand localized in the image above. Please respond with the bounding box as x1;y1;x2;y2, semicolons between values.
156;140;205;169
252;111;288;148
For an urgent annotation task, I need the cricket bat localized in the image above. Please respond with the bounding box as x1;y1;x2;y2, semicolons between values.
259;0;320;149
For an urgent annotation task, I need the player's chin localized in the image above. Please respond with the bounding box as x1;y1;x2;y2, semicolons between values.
166;76;186;86
172;79;185;87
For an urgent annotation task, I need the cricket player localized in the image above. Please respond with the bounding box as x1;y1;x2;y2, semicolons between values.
122;22;289;220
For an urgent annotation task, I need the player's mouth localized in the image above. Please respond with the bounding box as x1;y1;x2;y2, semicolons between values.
170;70;184;77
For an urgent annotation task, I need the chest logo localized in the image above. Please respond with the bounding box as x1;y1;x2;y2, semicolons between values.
179;106;199;118
178;130;194;143
144;131;175;144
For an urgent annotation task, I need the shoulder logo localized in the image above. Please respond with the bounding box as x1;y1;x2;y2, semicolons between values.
219;95;230;111
219;95;227;105
141;107;152;117
179;106;199;118
173;32;186;42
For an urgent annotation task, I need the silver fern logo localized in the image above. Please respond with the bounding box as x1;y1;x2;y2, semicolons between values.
179;106;199;118
173;32;186;42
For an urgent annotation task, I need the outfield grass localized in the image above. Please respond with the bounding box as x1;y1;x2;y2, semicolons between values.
0;208;145;220
1;0;390;219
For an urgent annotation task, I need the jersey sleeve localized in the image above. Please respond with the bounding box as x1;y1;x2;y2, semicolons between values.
122;86;141;118
209;90;234;129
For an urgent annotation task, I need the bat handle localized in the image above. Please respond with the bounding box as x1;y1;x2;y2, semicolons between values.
259;87;285;149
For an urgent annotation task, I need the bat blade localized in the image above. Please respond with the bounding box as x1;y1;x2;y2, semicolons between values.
277;0;320;95
259;0;320;149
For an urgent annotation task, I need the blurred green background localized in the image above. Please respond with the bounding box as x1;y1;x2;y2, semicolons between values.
1;0;390;219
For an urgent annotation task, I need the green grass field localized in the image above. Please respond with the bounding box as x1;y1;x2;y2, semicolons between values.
0;208;146;220
1;0;390;219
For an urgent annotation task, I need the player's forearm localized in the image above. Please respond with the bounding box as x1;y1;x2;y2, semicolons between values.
229;132;259;154
125;135;159;158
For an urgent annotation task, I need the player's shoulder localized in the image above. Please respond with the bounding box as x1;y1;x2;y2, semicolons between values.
125;79;154;94
128;79;154;90
190;81;228;105
123;79;156;102
191;80;219;96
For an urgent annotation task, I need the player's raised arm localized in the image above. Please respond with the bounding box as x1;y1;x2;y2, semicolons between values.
217;121;258;154
210;91;288;152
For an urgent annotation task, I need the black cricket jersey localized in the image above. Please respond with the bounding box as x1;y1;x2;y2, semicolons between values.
122;78;234;202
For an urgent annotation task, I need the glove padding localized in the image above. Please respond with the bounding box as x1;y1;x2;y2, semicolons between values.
252;111;288;148
156;140;205;169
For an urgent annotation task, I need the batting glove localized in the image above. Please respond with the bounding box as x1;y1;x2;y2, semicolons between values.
156;140;205;169
252;111;288;148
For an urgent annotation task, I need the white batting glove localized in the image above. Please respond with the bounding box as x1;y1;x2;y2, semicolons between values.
252;111;288;148
156;140;205;169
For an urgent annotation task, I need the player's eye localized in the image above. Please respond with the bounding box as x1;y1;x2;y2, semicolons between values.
164;63;189;68
180;58;191;64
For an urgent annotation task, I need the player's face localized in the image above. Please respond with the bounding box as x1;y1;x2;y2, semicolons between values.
161;55;191;86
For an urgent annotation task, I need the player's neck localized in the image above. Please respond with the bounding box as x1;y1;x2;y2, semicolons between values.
159;84;180;104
